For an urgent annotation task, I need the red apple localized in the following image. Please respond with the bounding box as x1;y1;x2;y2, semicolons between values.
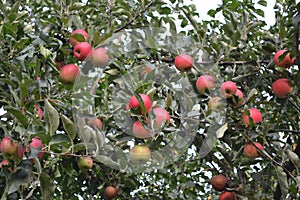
59;64;80;84
0;136;18;159
87;117;103;130
233;89;243;107
73;42;93;61
0;159;9;169
129;145;151;164
91;47;109;67
77;156;93;171
272;78;293;98
219;191;237;200
220;81;237;98
196;75;216;94
34;104;43;119
244;142;264;158
141;65;153;75
211;174;227;191
242;108;262;127
153;107;170;128
69;29;88;47
126;94;152;114
208;96;224;111
274;50;294;68
174;54;193;72
30;138;44;159
133;121;151;139
104;186;118;200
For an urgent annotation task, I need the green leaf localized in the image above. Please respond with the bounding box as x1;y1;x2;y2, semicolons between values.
257;0;267;7
61;114;77;141
49;134;71;147
275;166;288;197
44;99;59;136
8;169;29;194
39;173;55;200
216;123;228;138
7;107;28;128
70;33;86;43
285;149;300;173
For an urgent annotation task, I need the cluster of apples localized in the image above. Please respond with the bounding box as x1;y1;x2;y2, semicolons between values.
210;174;237;200
126;94;170;164
175;54;265;159
0;136;44;171
272;50;294;98
58;29;110;84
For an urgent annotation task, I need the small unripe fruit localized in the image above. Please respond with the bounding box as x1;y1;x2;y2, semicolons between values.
74;42;93;61
0;159;9;169
196;75;216;94
59;64;80;84
129;145;151;164
87;118;103;130
153;107;170;128
242;108;262;127
30;138;44;159
220;81;237;98
244;142;263;158
91;48;109;67
272;78;293;98
77;157;93;171
133;121;151;139
211;174;227;191
174;54;193;72
70;29;89;46
274;50;294;68
126;94;152;114
104;186;118;200
0;136;18;159
219;191;237;200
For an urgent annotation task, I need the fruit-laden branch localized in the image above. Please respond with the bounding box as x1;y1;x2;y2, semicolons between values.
114;0;155;33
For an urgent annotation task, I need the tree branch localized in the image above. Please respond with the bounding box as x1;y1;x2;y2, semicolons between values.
114;0;155;33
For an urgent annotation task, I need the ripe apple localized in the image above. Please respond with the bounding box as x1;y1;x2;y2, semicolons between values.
126;94;152;114
244;142;263;158
133;120;151;139
208;96;224;111
87;117;103;130
0;159;9;169
274;50;294;68
70;29;89;47
272;78;293;98
0;136;18;159
153;107;170;128
59;64;80;84
196;75;216;94
34;104;43;119
220;81;237;98
174;54;194;72
211;174;227;191
91;47;109;67
77;156;93;171
219;191;237;200
30;138;44;159
129;145;151;164
233;89;243;107
141;65;153;75
104;186;118;200
74;42;93;61
242;108;262;127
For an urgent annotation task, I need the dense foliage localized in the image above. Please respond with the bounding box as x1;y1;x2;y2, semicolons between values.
0;0;299;199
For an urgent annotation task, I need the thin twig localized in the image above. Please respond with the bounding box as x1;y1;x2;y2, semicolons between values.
114;0;155;33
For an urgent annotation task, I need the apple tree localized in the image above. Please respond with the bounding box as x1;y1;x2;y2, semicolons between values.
0;0;299;200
